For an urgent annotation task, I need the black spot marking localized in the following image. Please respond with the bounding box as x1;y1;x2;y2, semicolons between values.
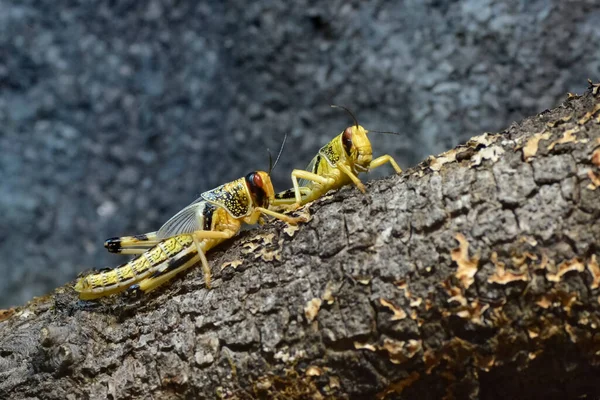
320;141;340;164
150;252;197;279
104;237;122;253
133;234;149;241
313;155;321;175
202;203;216;231
276;189;296;200
202;178;250;217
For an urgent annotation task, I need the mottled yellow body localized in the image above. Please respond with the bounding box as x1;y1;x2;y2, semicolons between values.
75;171;302;300
75;235;195;300
202;177;252;218
273;124;402;206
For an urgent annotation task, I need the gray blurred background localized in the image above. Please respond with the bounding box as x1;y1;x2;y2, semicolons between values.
1;0;599;307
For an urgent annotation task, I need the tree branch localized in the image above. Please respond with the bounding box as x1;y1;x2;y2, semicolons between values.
2;86;600;399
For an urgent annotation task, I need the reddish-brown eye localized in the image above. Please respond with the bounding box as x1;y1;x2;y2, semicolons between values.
253;172;263;188
342;127;353;156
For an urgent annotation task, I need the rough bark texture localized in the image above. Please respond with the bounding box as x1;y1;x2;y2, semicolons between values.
1;87;600;399
3;0;600;308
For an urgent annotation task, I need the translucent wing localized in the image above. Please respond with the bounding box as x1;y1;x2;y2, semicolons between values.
298;155;319;187
157;201;205;240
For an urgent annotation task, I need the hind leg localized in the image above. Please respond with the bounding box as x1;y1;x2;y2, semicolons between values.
135;253;200;293
104;232;160;255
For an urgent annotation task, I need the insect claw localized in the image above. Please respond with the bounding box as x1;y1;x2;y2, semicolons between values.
126;284;143;298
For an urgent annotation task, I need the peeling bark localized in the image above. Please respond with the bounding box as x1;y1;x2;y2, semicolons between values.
1;88;600;400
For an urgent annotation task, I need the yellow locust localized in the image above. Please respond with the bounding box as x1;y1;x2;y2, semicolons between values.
75;170;300;300
273;106;402;207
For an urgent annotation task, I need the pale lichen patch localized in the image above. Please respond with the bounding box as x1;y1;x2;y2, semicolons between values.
577;103;600;125
536;289;578;314
474;353;495;372
304;298;322;322
220;259;243;271
527;327;539;339
546;115;572;128
587;170;600;190
409;297;422;308
547;128;579;150
523;131;552;161
383;338;422;365
488;252;529;285
546;258;585;282
380;298;407;321
429;149;458;171
241;242;260;254
589;79;600;96
451;233;479;289
591;148;600;166
565;324;579;343
467;132;498;147
471;145;505;167
587;255;600;289
322;283;334;305
305;366;323;377
353;342;377;351
356;276;372;285
255;248;282;262
283;208;312;237
0;308;15;322
283;224;300;237
456;300;490;326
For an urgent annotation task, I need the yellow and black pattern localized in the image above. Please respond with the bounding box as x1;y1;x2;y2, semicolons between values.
105;233;157;253
319;136;342;165
201;177;251;218
74;235;195;300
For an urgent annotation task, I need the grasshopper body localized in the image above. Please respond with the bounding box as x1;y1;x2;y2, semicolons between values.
75;171;299;300
273;122;402;207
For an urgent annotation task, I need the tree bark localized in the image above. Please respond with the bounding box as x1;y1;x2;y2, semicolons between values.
1;86;600;400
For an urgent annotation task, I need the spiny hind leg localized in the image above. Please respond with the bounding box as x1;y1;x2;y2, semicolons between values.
370;155;402;174
135;253;200;294
290;169;334;205
192;235;214;288
191;229;237;288
105;232;160;255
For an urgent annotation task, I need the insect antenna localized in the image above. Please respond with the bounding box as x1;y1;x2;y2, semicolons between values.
369;129;402;136
268;133;288;175
331;104;359;128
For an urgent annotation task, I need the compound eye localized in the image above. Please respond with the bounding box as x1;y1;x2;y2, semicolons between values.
252;172;263;189
342;127;353;156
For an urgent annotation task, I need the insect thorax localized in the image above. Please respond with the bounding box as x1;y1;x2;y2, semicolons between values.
201;178;251;218
319;141;340;165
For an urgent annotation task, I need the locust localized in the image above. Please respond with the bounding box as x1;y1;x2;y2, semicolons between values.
272;106;402;208
75;145;300;300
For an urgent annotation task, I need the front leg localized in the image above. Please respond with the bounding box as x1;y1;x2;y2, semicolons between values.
253;207;307;225
336;163;366;193
370;155;402;174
